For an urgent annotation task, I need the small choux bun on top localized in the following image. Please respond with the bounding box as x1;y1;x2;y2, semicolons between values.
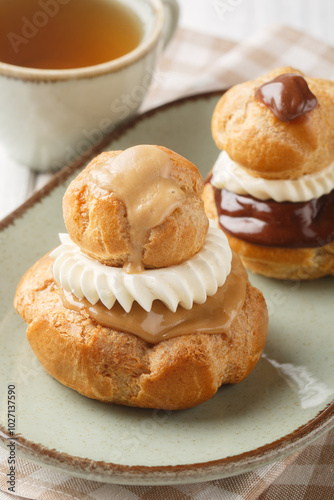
204;67;334;280
14;144;268;410
63;145;209;271
211;66;334;179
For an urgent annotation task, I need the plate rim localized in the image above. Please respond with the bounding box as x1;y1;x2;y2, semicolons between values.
0;402;333;482
1;90;334;483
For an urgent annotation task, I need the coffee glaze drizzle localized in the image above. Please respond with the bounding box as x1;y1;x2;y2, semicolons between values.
213;186;334;248
255;73;318;122
89;145;186;273
60;253;247;344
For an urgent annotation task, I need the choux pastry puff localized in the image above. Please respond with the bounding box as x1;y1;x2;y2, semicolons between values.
204;67;334;280
15;145;268;410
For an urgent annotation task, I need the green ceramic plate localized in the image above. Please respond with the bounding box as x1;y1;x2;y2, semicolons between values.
0;92;333;485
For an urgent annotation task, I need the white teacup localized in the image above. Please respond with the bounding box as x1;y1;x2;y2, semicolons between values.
0;0;178;171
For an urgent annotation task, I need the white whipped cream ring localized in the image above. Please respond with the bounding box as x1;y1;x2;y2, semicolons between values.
50;220;232;313
212;150;334;202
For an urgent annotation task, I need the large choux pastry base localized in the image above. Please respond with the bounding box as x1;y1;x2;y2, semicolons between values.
14;254;267;410
203;183;334;281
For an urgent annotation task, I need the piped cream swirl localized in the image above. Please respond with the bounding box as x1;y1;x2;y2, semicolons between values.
212;150;334;202
50;220;232;313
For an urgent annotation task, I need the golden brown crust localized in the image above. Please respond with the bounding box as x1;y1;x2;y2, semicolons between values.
203;182;334;280
212;67;334;179
63;146;209;268
14;254;268;410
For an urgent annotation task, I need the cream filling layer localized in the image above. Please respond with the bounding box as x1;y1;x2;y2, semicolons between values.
211;150;334;202
50;220;232;313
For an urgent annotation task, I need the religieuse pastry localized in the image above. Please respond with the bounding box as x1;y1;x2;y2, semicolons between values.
203;67;334;280
14;145;268;410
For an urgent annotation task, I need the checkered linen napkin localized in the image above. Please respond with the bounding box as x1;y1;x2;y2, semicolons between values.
1;25;334;500
144;23;334;109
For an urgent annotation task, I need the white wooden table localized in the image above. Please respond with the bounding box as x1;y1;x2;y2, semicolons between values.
1;0;334;221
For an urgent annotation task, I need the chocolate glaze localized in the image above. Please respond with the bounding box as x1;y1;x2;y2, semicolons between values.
255;73;318;122
213;186;334;248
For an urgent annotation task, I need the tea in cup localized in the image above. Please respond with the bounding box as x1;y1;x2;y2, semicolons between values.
0;0;179;170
